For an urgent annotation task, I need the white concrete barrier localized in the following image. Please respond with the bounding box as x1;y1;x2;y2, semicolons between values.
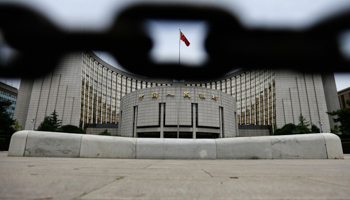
216;137;272;159
322;133;344;159
80;135;136;158
136;138;216;159
8;131;31;157
7;131;344;159
24;131;83;157
270;134;328;159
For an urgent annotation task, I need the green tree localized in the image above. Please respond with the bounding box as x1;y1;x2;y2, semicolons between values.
327;99;350;135
37;116;55;131
50;110;61;130
273;114;313;135
0;100;15;135
274;123;297;135
60;125;85;134
37;110;62;131
311;124;320;133
12;120;23;132
331;124;340;134
296;114;311;133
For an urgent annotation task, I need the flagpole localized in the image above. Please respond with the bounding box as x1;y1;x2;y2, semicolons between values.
178;29;181;138
179;29;181;65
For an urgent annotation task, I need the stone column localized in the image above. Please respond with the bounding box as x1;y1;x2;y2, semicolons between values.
219;107;223;138
160;103;164;138
133;107;138;137
192;104;196;139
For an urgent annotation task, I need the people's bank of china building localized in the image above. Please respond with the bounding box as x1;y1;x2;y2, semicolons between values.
13;51;340;137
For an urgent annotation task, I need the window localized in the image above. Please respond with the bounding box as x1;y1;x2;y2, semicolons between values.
341;95;346;108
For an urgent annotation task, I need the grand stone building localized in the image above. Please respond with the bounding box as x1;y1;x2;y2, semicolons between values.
338;87;350;109
0;81;18;119
14;51;340;134
119;86;237;138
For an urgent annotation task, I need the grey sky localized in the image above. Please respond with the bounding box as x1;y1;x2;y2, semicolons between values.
0;0;349;90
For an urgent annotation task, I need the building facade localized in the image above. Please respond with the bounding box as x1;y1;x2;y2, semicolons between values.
0;82;18;119
119;85;237;138
14;51;340;134
338;87;350;109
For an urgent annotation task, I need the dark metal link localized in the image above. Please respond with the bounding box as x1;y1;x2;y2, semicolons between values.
0;3;349;80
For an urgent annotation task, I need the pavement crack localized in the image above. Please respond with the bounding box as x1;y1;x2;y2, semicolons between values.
78;176;124;198
144;164;152;169
202;169;213;177
299;177;350;189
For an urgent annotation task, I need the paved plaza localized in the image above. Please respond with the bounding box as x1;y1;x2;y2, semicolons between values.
0;151;350;199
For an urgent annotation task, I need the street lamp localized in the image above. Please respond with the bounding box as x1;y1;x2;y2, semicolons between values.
318;120;323;133
31;118;35;130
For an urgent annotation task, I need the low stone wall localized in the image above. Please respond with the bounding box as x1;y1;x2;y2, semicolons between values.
8;131;344;159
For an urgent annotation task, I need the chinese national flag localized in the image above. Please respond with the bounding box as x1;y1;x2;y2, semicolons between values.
180;31;190;46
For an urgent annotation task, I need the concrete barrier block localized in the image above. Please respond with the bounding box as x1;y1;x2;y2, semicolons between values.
10;131;341;160
322;133;344;159
8;131;31;157
270;134;328;159
80;135;136;158
136;139;216;159
216;137;272;159
136;138;165;159
24;131;83;157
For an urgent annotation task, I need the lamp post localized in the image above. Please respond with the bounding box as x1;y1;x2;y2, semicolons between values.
318;120;323;133
31;118;36;130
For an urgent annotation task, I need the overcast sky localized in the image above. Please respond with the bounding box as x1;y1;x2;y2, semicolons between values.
0;0;350;90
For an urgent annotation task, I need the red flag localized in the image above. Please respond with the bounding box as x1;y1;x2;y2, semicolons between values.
180;31;190;46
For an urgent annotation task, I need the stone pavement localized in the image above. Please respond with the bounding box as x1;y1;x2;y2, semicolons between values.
0;152;350;200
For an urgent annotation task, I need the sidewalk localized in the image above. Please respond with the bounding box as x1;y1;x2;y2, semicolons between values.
0;152;349;199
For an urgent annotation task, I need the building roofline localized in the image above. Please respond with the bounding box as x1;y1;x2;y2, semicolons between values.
0;82;18;94
87;51;251;84
338;86;350;94
87;51;174;83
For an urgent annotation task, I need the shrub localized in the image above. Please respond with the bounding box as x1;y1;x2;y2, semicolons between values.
311;124;320;133
60;125;85;134
274;123;297;135
99;129;111;136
